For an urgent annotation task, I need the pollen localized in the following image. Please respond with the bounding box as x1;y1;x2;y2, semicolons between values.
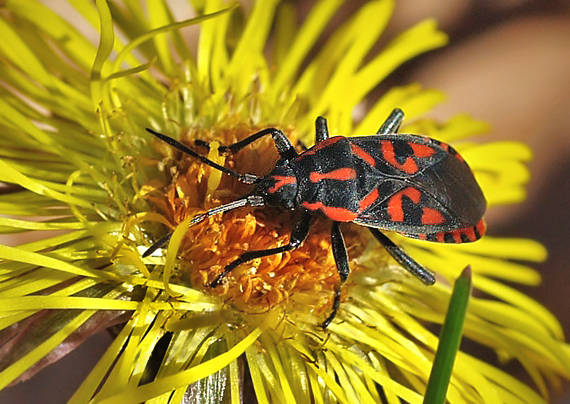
147;125;366;315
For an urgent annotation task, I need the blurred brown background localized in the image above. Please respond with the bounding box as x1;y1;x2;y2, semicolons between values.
1;0;569;402
392;1;570;402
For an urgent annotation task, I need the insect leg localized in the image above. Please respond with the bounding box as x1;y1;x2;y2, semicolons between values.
321;222;350;328
368;228;435;285
146;128;259;184
377;108;404;135
315;116;329;142
210;212;312;287
197;128;298;160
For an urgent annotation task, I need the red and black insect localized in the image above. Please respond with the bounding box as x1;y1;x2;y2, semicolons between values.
144;108;486;327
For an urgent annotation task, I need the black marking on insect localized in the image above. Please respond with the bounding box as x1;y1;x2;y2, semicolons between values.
143;108;487;328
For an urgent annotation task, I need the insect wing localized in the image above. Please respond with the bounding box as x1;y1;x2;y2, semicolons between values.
350;135;486;242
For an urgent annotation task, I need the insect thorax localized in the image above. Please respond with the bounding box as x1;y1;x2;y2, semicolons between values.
255;164;298;209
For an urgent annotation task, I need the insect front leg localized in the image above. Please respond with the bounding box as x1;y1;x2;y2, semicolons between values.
315;116;329;142
377;108;404;135
210;212;312;287
321;221;350;328
368;228;435;285
196;128;298;160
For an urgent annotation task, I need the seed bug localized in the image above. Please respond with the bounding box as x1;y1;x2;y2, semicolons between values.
144;108;486;327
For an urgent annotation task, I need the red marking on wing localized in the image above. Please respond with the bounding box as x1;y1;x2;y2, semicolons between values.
358;188;379;212
421;207;445;225
476;219;486;236
302;201;358;222
437;141;465;162
309;168;356;182
432;219;486;243
410;143;435;158
380;141;418;174
452;231;462;243
387;187;421;222
463;227;476;241
302;136;343;156
350;143;376;167
268;175;296;193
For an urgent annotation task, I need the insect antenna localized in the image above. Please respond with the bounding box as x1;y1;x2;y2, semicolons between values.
146;128;260;184
142;196;264;258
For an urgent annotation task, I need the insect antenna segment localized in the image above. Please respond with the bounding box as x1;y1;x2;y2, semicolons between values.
142;196;264;258
146;128;260;184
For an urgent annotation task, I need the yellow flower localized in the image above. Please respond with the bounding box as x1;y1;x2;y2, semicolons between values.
0;1;568;403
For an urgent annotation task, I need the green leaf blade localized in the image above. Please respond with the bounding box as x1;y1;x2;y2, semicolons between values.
424;266;472;404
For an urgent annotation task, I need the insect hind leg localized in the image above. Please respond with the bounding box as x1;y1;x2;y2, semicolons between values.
321;222;350;328
377;108;404;135
368;228;435;285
